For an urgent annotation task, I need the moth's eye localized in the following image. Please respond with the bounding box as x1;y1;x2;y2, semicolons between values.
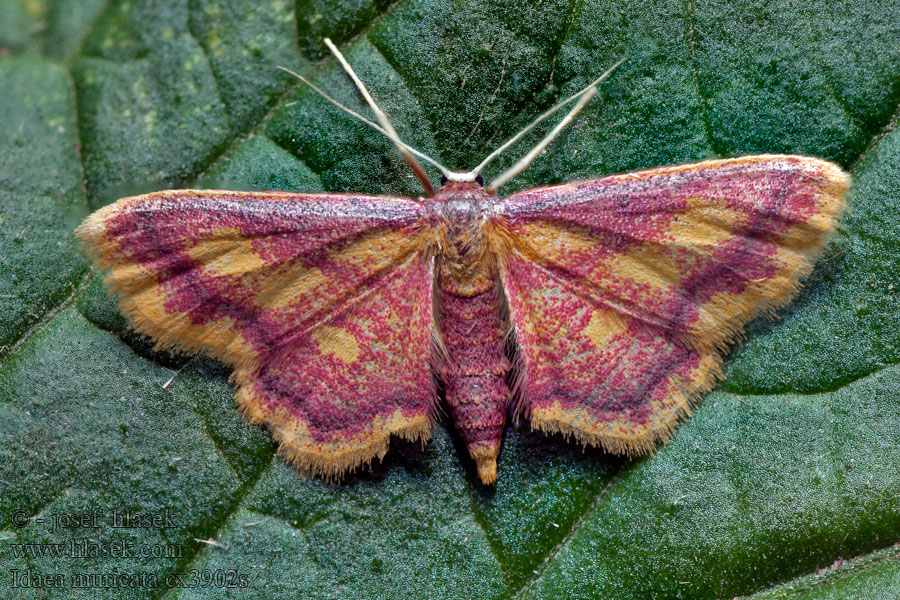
475;174;484;186
440;175;449;186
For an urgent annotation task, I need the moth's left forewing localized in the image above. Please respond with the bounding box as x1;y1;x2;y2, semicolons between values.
77;190;439;480
490;155;850;455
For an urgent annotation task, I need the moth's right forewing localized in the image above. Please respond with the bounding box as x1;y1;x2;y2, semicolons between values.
490;155;849;455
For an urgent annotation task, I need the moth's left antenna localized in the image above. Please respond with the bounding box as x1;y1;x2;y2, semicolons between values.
323;38;438;197
276;66;451;183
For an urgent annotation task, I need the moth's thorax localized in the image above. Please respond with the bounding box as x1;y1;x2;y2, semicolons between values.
426;182;497;297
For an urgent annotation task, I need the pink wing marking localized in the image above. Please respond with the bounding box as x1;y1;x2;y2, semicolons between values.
239;251;436;479
501;251;718;454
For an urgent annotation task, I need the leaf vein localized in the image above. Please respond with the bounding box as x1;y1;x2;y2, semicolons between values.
510;472;624;600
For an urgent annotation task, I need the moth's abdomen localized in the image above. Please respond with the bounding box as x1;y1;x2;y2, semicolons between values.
429;181;509;484
436;288;510;484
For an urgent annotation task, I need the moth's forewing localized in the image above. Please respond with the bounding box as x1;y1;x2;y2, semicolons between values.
77;190;437;479
491;155;849;453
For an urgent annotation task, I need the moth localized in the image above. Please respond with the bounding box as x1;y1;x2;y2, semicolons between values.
76;40;849;484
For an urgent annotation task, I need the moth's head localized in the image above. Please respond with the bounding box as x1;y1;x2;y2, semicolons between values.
425;173;494;226
433;171;496;208
440;171;484;189
429;173;494;218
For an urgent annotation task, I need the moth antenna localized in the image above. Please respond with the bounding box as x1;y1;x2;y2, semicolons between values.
471;58;624;179
276;66;452;182
323;38;439;197
487;86;598;193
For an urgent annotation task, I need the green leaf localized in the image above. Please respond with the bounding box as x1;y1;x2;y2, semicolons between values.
1;0;899;598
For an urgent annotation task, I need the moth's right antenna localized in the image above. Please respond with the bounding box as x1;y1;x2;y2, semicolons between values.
323;38;438;197
487;86;598;192
472;58;624;192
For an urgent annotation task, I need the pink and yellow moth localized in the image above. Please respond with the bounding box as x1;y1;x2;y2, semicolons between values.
76;41;849;484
